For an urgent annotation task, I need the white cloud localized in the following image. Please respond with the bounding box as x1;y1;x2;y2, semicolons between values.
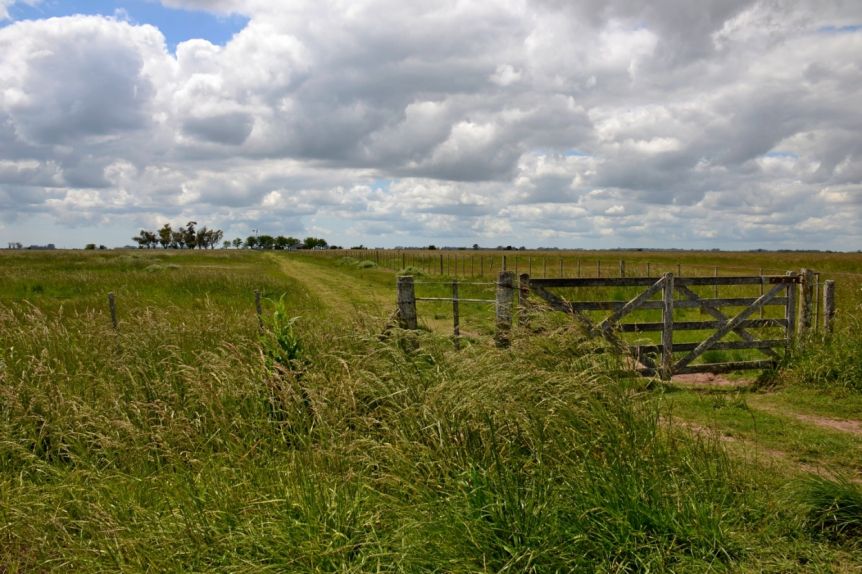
1;0;861;248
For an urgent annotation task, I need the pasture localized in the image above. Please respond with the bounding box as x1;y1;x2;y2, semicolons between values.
1;248;861;572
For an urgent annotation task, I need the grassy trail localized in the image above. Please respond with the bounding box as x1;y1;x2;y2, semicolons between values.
665;384;862;482
267;253;394;319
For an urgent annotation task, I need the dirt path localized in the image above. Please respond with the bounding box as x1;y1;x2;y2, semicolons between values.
673;418;862;482
267;254;392;318
748;398;862;437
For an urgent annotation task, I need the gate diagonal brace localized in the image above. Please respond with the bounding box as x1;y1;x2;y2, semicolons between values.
675;284;780;361
674;281;787;371
597;276;666;335
531;283;657;370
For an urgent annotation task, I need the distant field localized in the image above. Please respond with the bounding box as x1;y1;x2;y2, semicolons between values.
1;249;860;572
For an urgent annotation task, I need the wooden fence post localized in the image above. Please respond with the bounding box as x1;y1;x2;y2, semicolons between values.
799;268;815;336
823;280;835;336
518;273;530;328
619;260;625;278
452;280;461;349
785;271;797;346
396;276;418;329
495;271;515;348
661;274;674;381
107;292;118;331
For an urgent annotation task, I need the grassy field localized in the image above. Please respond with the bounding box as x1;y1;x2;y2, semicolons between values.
1;248;861;572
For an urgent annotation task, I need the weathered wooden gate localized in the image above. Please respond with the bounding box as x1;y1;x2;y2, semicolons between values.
520;273;804;380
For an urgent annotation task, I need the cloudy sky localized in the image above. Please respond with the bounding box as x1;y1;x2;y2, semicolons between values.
1;0;861;249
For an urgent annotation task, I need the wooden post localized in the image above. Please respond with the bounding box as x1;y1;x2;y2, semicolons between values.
518;273;530;328
107;292;118;331
396;276;418;329
619;260;625;278
799;268;815;336
759;268;765;318
495;271;515;348
254;290;263;333
502;255;507;272
646;262;651;277
661;273;674;381
452;280;461;349
815;273;821;332
713;267;718;299
785;271;797;346
823;280;835;336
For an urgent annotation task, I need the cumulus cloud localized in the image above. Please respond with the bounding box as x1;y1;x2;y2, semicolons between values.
0;0;861;248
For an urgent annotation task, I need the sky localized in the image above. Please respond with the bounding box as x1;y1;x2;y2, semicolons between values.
0;0;861;250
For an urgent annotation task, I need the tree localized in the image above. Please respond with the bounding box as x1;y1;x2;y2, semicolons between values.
210;229;223;249
195;225;210;249
258;234;275;250
303;236;327;250
158;224;172;249
132;230;157;249
222;240;231;249
132;230;148;249
183;221;198;249
232;237;243;249
85;243;96;250
274;235;289;250
245;236;259;249
171;229;185;249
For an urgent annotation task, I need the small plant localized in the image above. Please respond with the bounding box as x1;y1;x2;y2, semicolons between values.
260;295;304;371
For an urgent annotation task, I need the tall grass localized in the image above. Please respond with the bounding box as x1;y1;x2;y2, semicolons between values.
0;250;859;571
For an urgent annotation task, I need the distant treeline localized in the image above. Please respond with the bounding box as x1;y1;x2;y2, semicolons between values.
132;222;223;249
131;222;330;251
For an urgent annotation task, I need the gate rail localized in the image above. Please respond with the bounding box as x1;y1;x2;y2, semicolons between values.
395;269;836;380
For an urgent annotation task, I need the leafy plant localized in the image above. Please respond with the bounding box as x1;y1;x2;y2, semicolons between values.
260;294;304;371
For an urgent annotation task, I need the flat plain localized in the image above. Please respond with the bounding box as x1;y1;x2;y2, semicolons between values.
1;248;861;572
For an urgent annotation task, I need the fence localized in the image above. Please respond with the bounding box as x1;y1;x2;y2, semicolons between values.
396;269;837;380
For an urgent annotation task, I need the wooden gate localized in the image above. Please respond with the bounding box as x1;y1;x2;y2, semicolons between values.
520;273;802;380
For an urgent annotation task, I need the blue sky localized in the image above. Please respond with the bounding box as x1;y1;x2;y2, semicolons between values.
3;0;247;51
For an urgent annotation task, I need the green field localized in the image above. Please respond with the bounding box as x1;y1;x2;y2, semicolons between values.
1;249;861;572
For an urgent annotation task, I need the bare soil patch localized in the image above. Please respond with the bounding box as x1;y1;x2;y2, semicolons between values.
672;372;752;389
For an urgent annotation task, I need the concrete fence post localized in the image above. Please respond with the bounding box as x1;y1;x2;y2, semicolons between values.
396;275;418;329
495;271;515;348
